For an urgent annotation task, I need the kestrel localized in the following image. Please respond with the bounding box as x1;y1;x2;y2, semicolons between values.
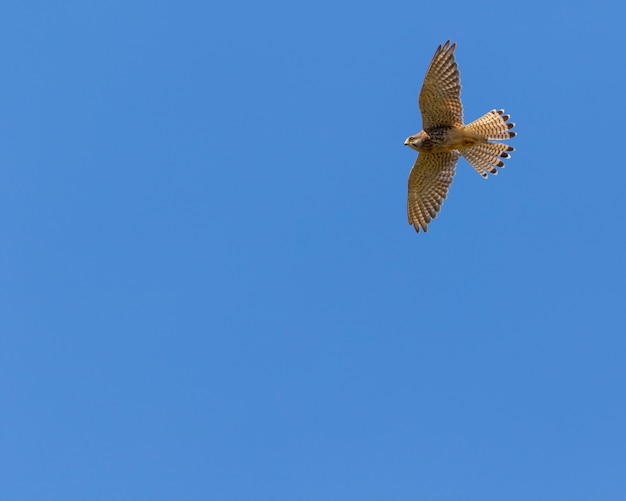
405;41;516;233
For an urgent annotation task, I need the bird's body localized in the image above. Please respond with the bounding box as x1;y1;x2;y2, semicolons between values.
405;41;516;233
406;126;482;153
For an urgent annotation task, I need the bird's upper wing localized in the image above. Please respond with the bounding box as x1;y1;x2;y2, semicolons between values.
418;41;463;129
407;151;460;233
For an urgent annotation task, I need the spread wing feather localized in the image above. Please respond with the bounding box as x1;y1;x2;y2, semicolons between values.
418;41;463;129
407;151;460;232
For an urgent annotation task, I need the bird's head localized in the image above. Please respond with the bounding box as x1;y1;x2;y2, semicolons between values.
404;131;426;152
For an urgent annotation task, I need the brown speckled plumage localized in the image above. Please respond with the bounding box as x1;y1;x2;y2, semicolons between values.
404;41;516;233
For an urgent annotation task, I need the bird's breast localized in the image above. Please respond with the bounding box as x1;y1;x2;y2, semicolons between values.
420;126;471;153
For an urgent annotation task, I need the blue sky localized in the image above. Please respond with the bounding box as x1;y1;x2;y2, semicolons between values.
2;1;625;500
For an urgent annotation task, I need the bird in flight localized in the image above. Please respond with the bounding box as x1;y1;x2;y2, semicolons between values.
405;41;516;233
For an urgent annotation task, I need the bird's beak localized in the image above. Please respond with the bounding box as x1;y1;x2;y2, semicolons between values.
404;138;410;146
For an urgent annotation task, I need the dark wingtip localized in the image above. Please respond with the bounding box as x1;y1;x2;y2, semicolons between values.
441;40;455;52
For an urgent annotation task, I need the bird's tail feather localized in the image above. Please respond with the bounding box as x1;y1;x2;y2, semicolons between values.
461;142;514;178
464;109;516;140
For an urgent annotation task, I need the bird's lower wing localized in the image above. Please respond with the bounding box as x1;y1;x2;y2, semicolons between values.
407;151;460;233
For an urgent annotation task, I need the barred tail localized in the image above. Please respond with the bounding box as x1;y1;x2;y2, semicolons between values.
462;109;515;178
464;109;516;140
461;142;514;178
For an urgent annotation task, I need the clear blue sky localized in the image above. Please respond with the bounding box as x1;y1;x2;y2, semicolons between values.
2;1;625;500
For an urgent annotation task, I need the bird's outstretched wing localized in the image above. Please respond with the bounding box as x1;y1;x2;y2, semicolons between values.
407;151;460;232
418;41;463;129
